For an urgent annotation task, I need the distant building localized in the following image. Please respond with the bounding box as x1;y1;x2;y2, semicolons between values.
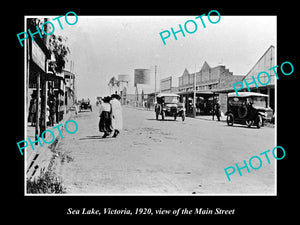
117;74;130;104
160;76;178;93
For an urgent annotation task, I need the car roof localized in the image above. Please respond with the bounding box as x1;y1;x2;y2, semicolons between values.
157;93;180;97
228;92;268;98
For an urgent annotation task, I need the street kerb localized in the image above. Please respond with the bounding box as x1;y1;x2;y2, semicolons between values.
194;115;226;122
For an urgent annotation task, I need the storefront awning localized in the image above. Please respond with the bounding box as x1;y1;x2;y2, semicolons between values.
177;90;214;95
46;73;66;84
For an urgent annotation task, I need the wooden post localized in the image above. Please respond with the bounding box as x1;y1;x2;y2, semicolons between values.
40;74;47;135
35;72;40;139
267;86;270;108
40;18;50;135
212;92;215;120
26;39;30;122
193;65;196;118
154;65;157;101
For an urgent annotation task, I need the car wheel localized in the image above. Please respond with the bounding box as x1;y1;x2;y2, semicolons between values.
256;115;262;128
227;113;234;126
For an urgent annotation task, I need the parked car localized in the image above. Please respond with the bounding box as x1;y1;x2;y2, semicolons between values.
225;92;273;128
155;93;186;121
79;99;92;112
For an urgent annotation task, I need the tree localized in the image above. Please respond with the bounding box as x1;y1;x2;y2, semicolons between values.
48;34;70;73
26;18;70;73
108;76;120;94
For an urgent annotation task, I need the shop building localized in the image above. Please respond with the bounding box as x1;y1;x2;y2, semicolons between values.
26;18;52;137
240;45;275;111
63;70;77;113
160;76;178;94
216;45;276;114
177;61;244;116
26;18;75;139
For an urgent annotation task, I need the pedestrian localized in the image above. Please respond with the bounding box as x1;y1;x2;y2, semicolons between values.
98;97;103;105
110;94;123;138
28;93;37;126
46;105;50;126
98;96;113;138
147;100;151;110
49;96;56;126
74;101;78;115
215;100;221;121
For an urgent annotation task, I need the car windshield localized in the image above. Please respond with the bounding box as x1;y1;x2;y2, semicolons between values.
164;96;179;104
252;96;267;108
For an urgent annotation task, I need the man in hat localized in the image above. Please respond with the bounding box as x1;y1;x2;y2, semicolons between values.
215;100;221;121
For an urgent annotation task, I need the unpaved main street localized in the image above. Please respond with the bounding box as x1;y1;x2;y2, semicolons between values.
51;106;275;195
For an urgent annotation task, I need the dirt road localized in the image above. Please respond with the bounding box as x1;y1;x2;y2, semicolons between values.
51;106;276;195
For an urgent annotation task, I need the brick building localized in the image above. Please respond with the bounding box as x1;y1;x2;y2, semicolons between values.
177;61;244;116
160;76;178;93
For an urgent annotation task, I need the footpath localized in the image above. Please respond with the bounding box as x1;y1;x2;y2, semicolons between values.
26;110;76;181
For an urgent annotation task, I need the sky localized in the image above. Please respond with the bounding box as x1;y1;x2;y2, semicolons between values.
54;15;276;101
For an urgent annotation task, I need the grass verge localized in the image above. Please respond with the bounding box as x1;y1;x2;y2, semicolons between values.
27;170;66;194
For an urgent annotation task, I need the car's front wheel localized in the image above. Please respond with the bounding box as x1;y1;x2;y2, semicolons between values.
227;113;234;126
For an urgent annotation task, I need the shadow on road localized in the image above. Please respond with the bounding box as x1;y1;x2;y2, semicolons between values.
79;135;115;140
222;124;262;129
146;118;180;122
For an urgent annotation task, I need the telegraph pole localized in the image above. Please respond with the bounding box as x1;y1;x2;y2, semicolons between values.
154;65;157;98
193;64;197;118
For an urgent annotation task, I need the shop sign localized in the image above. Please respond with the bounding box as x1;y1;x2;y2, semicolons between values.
32;41;46;71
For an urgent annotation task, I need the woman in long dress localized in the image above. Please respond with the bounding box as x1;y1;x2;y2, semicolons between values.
110;94;123;138
98;96;112;138
29;96;37;126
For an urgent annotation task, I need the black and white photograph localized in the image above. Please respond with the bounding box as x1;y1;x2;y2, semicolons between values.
14;4;297;220
23;14;277;195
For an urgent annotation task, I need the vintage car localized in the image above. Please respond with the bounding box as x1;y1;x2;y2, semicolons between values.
79;99;92;112
225;92;273;128
155;93;186;121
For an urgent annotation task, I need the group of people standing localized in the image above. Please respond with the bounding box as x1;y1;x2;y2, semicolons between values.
28;92;57;127
98;94;123;138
